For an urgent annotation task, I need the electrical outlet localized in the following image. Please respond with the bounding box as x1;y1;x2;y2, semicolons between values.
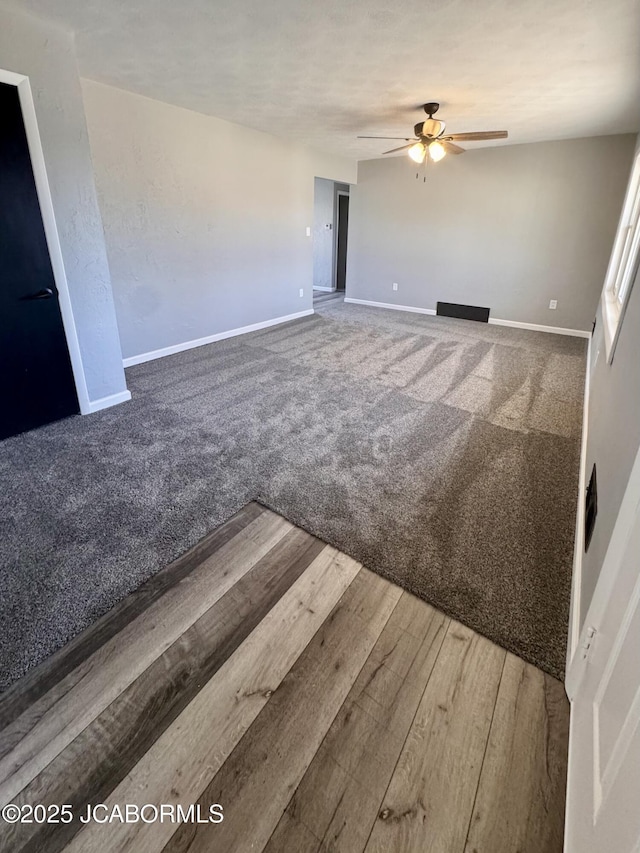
549;300;558;310
392;282;398;291
305;227;311;237
299;288;304;298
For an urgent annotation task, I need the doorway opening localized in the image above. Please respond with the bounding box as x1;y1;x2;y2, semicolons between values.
335;190;349;293
312;178;350;307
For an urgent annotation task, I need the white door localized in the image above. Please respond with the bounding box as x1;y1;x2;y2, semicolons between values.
564;444;640;852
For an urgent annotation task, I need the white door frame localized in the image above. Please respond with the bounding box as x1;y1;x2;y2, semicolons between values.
565;334;593;674
566;439;640;698
0;67;91;414
564;441;640;850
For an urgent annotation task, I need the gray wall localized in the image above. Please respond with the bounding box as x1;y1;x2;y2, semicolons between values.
580;141;640;623
0;6;127;402
347;135;636;331
81;80;356;360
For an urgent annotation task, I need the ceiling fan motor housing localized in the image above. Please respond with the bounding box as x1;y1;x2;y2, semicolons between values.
415;118;444;139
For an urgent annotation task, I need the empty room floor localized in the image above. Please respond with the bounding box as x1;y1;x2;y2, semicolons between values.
0;504;569;853
0;302;586;690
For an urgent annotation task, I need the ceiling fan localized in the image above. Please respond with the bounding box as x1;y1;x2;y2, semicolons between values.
358;102;508;164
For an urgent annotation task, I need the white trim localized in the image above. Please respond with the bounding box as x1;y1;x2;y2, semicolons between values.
601;151;640;362
0;69;92;415
601;289;621;360
601;242;639;364
313;286;335;292
488;317;591;338
123;309;314;368
566;333;592;692
0;69;24;86
85;390;132;414
344;297;436;315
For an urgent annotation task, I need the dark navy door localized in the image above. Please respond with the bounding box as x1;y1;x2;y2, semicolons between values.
0;81;79;440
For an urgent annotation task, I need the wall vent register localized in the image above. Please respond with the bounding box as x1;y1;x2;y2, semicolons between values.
436;302;490;323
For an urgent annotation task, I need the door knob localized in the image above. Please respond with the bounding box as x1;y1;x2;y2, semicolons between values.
19;288;54;301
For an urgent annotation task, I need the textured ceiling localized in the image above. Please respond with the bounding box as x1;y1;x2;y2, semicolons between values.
7;0;640;160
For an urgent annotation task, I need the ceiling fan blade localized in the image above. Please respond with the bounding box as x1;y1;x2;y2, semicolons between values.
446;131;508;141
357;136;415;140
382;143;415;155
441;140;465;155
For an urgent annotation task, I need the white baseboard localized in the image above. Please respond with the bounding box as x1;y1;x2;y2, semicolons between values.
344;297;590;338
565;334;592;696
83;389;132;414
344;297;436;316
488;317;591;338
313;286;335;292
123;309;314;368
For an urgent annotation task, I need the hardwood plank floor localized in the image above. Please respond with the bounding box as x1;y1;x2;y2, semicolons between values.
0;503;570;853
161;571;401;853
264;593;448;853
463;654;570;853
364;623;505;853
65;546;363;853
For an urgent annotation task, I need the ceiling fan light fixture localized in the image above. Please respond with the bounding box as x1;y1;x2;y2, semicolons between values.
429;141;446;162
408;142;426;164
364;102;506;166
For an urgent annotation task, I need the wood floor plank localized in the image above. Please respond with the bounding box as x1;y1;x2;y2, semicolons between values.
0;527;325;853
264;592;449;853
265;810;322;853
62;545;363;853
311;754;379;853
364;621;506;853
0;502;265;730
463;653;569;853
0;509;292;807
158;568;402;853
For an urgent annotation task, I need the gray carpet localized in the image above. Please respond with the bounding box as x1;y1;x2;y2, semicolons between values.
0;302;585;688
